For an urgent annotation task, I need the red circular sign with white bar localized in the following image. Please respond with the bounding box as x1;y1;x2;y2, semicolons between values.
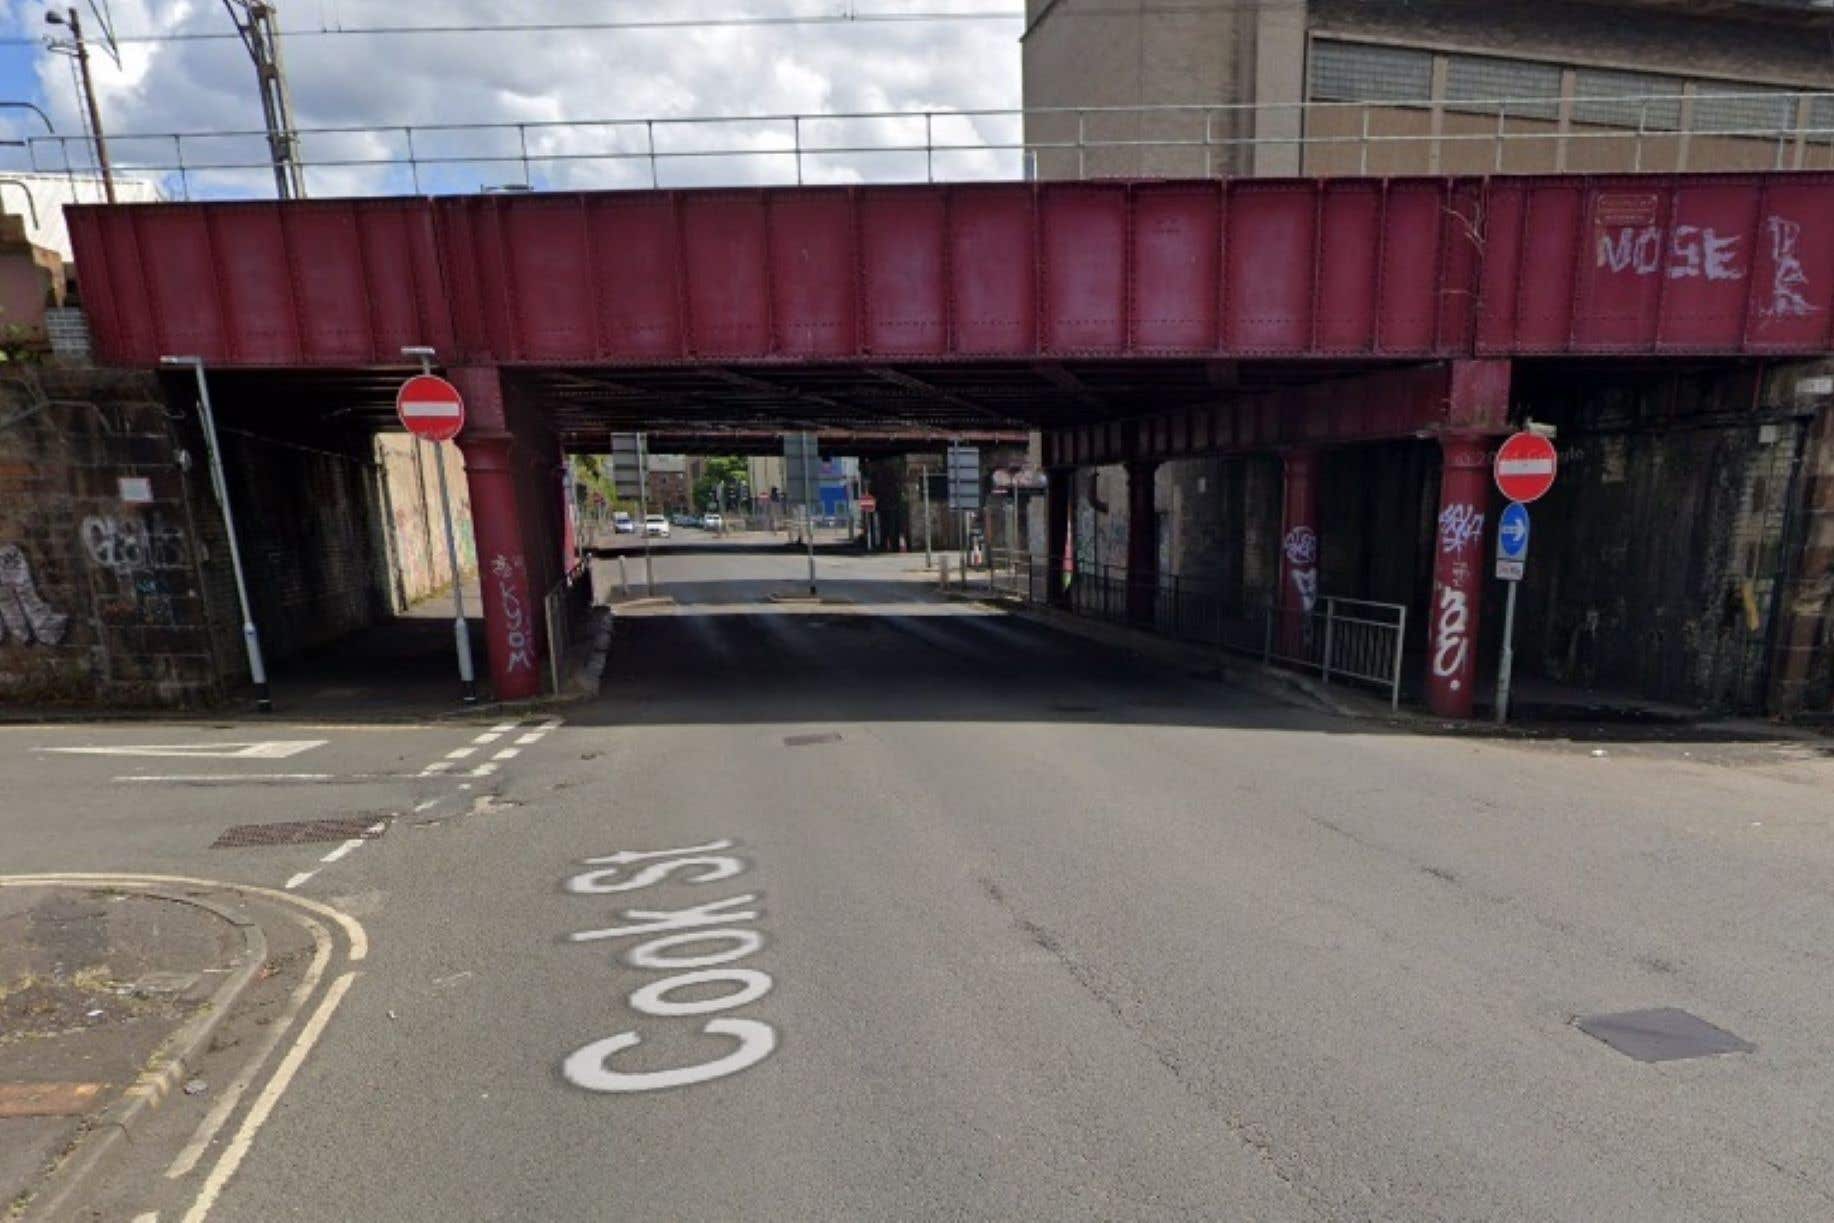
396;373;466;442
1494;432;1558;503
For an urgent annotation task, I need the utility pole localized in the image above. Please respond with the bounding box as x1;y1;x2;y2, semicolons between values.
46;7;114;203
224;1;306;199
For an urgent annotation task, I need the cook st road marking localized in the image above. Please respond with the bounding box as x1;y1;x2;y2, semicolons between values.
562;838;779;1093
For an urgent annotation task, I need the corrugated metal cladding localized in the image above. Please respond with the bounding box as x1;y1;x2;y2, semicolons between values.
66;174;1834;369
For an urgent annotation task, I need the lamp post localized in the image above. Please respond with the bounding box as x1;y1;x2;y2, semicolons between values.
160;355;269;710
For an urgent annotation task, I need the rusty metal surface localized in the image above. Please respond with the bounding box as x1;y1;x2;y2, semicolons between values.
67;174;1834;371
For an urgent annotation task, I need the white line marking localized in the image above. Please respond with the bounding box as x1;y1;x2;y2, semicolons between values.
319;839;364;864
469;763;499;777
490;721;520;732
180;971;358;1223
491;748;520;760
412;798;441;813
115;773;334;783
39;740;327;760
513;731;544;745
366;820;388;835
283;870;317;890
472;731;503;745
535;717;563;731
167;915;331;1180
419;761;453;775
131;1214;158;1223
444;747;476;760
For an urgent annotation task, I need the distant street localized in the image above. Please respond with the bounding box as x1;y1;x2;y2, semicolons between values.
5;549;1833;1221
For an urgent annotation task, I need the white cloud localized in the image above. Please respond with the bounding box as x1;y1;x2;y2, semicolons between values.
4;0;1023;197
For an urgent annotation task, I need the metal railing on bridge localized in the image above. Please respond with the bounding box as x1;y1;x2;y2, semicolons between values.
542;558;596;697
23;90;1834;200
986;551;1406;710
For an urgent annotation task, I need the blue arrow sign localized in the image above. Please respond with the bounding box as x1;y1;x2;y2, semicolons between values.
1498;501;1530;560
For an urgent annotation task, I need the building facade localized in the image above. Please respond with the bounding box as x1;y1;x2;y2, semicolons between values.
1024;0;1834;179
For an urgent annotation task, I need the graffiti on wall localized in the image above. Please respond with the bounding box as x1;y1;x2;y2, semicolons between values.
0;545;70;646
80;513;189;576
1593;211;1821;322
1283;525;1318;613
492;554;536;673
1431;584;1470;691
1437;503;1485;557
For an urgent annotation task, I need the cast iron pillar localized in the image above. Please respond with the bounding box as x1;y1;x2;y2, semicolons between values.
1425;433;1493;718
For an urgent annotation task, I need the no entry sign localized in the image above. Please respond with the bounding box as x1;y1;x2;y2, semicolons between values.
1494;432;1558;503
396;374;466;442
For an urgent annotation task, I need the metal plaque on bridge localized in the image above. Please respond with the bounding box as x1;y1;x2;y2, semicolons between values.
783;432;820;507
610;433;646;499
946;446;981;510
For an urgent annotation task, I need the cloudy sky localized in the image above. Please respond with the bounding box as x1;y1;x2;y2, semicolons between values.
0;0;1024;197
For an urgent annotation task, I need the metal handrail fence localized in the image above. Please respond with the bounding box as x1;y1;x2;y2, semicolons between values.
542;557;595;697
988;556;1406;708
21;91;1834;199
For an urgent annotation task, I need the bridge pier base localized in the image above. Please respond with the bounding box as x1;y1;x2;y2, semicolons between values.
1277;447;1320;659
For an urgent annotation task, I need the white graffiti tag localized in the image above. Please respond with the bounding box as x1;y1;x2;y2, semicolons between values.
1282;525;1317;568
491;554;535;672
1431;584;1469;691
1437;503;1485;556
80;514;188;575
1596;225;1743;281
0;544;70;646
1761;215;1817;320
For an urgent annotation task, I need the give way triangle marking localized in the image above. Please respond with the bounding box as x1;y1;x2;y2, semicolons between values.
36;740;329;760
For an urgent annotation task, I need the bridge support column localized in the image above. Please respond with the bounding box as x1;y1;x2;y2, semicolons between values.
1425;433;1493;718
452;366;548;703
1046;468;1071;607
1277;447;1320;658
1125;459;1158;625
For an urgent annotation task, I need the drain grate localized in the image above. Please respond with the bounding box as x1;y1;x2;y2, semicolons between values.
783;733;843;747
1575;1007;1754;1062
212;816;388;848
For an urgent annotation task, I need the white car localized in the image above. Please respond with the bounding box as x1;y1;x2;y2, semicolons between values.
702;513;723;531
644;514;670;537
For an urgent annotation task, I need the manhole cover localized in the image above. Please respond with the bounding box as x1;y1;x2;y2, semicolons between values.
1575;1007;1754;1062
783;733;843;747
212;817;388;848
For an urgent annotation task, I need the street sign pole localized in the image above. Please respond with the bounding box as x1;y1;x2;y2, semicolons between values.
404;348;478;704
1492;499;1534;725
637;433;654;595
1496;581;1520;725
162;356;272;712
920;464;932;567
802;440;818;597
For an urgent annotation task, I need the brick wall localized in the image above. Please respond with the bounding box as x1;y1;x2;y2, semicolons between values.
0;370;225;706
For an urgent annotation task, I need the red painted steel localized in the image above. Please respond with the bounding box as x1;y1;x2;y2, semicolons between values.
67;173;1834;369
1426;435;1493;718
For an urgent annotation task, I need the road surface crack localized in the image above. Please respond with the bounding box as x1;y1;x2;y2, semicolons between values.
974;875;1328;1219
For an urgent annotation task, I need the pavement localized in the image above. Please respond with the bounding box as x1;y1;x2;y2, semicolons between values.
2;548;1833;1220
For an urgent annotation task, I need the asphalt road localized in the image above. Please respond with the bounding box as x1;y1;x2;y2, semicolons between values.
4;549;1834;1221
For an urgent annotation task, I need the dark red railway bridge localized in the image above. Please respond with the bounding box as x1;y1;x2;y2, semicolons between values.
70;172;1834;710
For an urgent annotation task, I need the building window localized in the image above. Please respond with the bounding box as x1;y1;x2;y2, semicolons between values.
1811;95;1834;143
1444;55;1561;120
1573;69;1683;130
1692;83;1796;134
1309;40;1432;105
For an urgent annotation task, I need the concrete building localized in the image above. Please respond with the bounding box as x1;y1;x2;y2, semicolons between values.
1024;0;1834;179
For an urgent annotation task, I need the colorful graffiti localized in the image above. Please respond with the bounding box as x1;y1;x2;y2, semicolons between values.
0;545;70;646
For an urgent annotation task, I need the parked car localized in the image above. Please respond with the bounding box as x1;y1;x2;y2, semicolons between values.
644;514;670;537
671;513;698;527
702;513;724;531
612;511;635;534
